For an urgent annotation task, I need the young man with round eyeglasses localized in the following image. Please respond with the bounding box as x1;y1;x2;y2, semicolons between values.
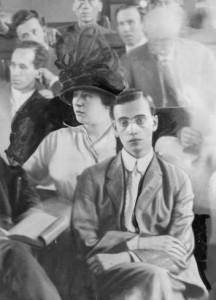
72;88;208;300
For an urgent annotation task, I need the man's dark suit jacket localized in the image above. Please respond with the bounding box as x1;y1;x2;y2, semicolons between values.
3;86;75;165
0;156;40;229
72;152;207;299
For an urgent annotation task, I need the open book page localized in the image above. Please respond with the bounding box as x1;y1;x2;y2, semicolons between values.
9;210;57;240
39;215;70;245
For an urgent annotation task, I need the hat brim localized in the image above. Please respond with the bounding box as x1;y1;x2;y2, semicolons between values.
59;85;116;106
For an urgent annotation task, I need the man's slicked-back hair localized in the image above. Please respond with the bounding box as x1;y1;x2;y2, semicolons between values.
14;40;48;69
12;9;41;30
110;88;156;119
115;0;145;21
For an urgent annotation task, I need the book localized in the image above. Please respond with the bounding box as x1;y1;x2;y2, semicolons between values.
0;210;69;247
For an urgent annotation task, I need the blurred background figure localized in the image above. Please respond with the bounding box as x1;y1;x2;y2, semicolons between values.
186;6;216;58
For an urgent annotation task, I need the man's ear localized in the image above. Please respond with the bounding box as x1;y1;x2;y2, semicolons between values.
98;0;103;13
152;115;158;132
35;68;43;82
72;0;77;12
112;120;119;137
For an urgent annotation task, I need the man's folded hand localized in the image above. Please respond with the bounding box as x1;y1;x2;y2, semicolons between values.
87;252;131;275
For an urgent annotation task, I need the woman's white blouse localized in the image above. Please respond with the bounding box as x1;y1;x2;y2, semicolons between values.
24;125;116;201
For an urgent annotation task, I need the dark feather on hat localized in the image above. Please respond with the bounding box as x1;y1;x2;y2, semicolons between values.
57;26;126;105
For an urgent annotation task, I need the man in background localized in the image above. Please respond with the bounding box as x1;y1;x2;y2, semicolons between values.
0;9;60;95
0;41;68;166
56;0;118;66
60;0;113;35
116;0;147;56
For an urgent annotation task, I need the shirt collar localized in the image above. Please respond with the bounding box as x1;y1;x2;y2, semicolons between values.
126;37;148;53
121;148;154;174
11;87;35;100
10;87;35;116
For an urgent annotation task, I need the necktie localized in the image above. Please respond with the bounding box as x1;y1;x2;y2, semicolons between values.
124;162;142;232
159;60;180;107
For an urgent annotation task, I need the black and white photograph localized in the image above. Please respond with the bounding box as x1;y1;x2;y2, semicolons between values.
0;0;216;299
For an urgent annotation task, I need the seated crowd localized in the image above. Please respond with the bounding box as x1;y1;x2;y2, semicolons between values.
0;0;216;299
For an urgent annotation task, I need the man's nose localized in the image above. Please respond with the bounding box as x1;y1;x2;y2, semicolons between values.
11;66;20;76
127;122;139;134
123;23;130;32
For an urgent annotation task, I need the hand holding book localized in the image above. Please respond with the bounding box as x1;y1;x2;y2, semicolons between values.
0;210;69;247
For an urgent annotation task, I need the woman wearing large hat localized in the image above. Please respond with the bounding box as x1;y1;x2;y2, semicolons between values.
24;26;125;201
23;26;126;300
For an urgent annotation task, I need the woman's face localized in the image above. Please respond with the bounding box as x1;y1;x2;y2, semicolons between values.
72;90;109;125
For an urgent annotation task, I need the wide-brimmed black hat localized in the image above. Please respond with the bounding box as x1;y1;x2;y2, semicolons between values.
56;26;126;105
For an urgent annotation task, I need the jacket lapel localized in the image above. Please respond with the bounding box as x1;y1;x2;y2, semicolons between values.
138;45;163;107
136;155;162;211
11;90;38;127
106;153;125;226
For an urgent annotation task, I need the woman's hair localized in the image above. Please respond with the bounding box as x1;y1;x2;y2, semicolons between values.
100;93;114;107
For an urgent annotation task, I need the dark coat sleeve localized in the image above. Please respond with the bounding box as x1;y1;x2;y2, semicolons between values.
46;96;80;128
13;168;41;220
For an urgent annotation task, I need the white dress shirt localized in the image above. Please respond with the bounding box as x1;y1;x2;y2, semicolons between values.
125;37;147;53
122;147;154;231
122;147;154;174
10;88;35;117
122;148;154;261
